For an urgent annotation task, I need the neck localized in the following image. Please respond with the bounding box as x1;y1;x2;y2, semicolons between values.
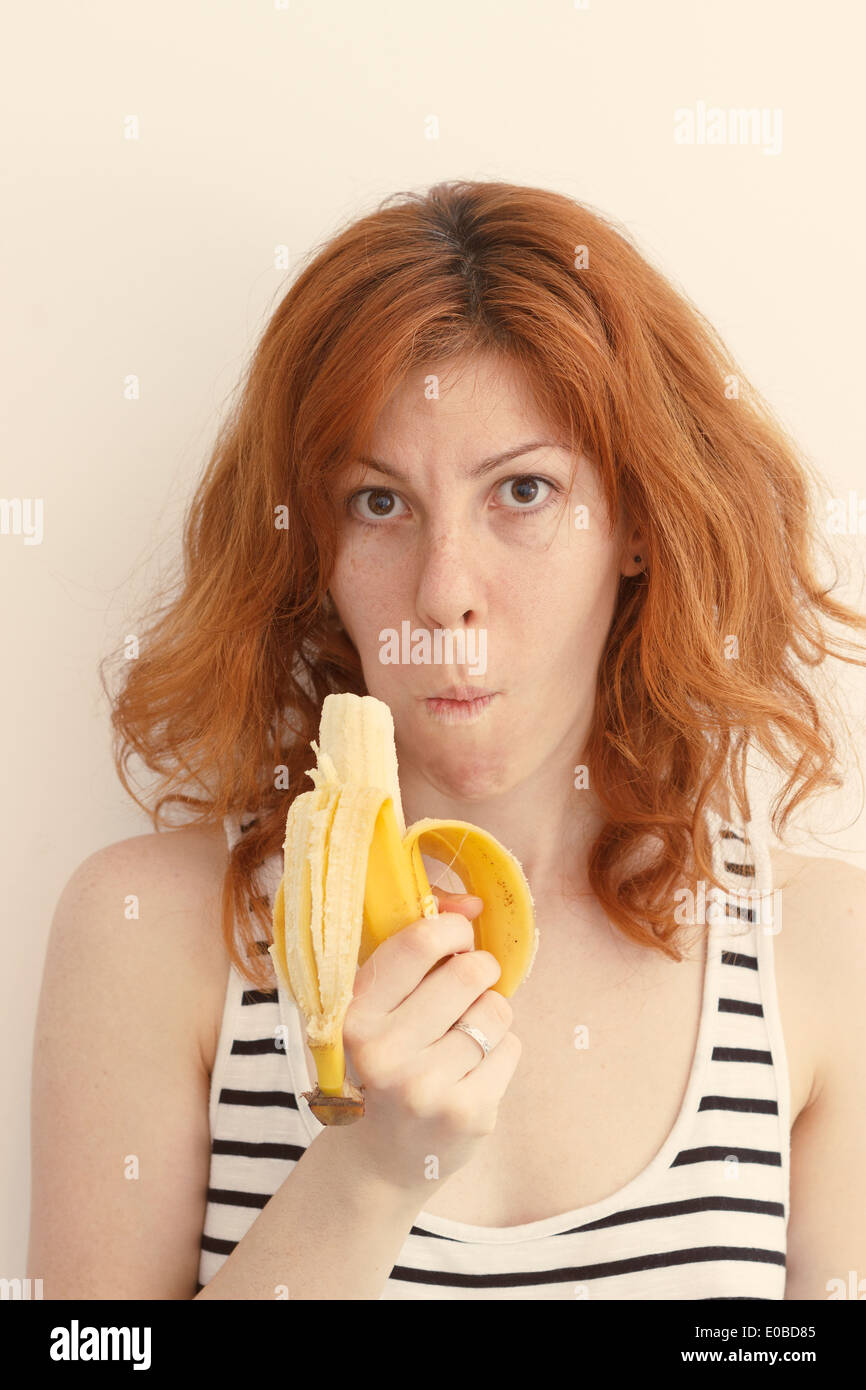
396;742;605;910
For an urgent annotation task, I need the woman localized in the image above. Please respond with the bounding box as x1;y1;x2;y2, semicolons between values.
28;180;866;1300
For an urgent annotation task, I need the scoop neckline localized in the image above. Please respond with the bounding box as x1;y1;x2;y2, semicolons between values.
278;807;733;1244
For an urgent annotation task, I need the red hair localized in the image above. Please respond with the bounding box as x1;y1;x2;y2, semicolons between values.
101;179;866;988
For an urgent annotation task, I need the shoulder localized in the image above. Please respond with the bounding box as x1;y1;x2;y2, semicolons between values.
768;844;866;951
50;822;232;1074
75;819;230;880
31;823;234;1297
767;844;866;1104
766;846;866;1297
60;822;231;951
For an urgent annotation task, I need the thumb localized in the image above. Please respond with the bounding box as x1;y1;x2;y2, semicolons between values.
430;884;484;917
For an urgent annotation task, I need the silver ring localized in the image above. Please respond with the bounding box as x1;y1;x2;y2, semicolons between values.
451;1022;492;1058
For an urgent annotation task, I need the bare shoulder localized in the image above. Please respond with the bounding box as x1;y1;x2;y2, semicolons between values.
30;822;237;1296
768;845;866;1109
55;822;232;1074
768;843;866;946
78;819;230;884
767;846;866;1298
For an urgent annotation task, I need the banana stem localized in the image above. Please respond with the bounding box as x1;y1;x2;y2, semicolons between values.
305;1039;365;1125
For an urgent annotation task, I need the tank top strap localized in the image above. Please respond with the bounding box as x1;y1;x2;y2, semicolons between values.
705;798;774;942
223;811;283;908
704;795;791;1236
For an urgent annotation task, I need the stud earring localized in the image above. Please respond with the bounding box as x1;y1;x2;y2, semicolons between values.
322;592;344;629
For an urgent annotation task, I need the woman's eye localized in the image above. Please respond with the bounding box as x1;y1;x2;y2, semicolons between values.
496;475;557;512
347;488;407;523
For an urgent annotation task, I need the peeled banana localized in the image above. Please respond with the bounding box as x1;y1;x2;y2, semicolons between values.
269;693;538;1125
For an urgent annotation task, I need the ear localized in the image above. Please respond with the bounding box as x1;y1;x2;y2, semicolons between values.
620;525;649;577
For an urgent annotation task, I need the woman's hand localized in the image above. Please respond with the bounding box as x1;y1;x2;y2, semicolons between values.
340;886;522;1196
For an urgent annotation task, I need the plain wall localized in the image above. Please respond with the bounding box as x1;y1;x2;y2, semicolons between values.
3;0;864;1275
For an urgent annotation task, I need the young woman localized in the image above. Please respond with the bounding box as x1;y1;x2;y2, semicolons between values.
28;180;866;1300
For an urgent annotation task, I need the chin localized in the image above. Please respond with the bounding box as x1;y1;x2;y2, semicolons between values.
426;751;511;802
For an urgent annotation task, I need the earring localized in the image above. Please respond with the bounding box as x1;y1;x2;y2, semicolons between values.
322;592;343;628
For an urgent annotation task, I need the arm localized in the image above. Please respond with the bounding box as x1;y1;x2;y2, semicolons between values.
782;858;866;1300
27;828;231;1299
27;828;424;1300
195;1122;424;1300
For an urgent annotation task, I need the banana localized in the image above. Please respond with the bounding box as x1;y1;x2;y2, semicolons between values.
269;693;538;1125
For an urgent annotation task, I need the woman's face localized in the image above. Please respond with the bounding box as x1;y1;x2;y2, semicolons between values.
328;351;642;804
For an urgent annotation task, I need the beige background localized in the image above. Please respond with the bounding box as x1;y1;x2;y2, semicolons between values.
2;0;864;1274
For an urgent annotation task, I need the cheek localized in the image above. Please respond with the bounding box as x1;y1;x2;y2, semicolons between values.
328;545;403;636
501;540;619;641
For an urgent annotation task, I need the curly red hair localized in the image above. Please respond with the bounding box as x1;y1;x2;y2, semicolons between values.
100;179;866;988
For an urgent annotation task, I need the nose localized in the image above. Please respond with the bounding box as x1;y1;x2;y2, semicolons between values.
413;517;486;635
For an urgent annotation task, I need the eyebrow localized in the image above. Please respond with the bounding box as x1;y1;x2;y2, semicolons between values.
354;440;559;482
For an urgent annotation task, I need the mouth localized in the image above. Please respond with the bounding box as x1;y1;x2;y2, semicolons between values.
422;686;498;722
427;684;494;701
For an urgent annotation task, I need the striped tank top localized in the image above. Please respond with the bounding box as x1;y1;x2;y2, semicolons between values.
196;803;790;1299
